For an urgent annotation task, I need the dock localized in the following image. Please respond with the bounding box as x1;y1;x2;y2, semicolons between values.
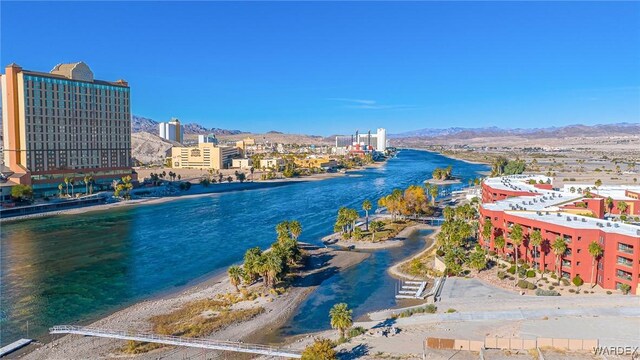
0;339;33;357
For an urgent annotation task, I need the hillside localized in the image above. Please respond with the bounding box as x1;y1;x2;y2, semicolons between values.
131;131;180;165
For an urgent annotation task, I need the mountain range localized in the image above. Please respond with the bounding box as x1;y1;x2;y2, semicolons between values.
390;122;640;139
132;115;245;136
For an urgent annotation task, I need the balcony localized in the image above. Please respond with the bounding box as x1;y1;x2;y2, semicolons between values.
617;257;633;268
616;270;632;281
562;260;572;268
617;244;634;254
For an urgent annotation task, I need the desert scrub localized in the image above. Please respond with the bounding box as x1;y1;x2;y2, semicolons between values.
132;297;266;347
394;304;437;318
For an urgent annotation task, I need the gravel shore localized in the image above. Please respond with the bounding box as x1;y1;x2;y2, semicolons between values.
22;244;369;360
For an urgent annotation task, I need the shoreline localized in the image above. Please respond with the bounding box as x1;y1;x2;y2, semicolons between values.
22;244;370;359
2;160;390;224
387;225;440;280
329;222;430;250
407;147;491;165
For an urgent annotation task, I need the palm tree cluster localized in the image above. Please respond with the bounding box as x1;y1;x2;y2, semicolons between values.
491;156;526;176
378;184;437;220
334;207;359;235
436;204;481;275
113;175;134;200
229;220;303;290
431;165;453;181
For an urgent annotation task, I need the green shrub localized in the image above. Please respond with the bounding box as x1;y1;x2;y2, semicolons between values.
522;263;530;270
526;270;536;278
527;282;536;290
572;275;584;287
446;308;457;313
507;266;516;274
517;280;532;289
620;284;631;295
550;273;557;279
497;271;507;280
436;249;445;257
348;327;367;338
535;289;560;296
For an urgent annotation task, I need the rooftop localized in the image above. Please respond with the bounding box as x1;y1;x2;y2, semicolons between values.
507;211;640;238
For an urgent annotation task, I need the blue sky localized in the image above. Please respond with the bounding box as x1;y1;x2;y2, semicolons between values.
2;1;639;135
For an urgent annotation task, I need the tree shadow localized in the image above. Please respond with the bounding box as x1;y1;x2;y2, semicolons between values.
338;343;370;359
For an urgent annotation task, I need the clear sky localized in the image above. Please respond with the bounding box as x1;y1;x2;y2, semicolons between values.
2;1;639;135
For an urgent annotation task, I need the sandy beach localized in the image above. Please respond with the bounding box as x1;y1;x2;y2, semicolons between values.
330;223;433;250
22;244;369;360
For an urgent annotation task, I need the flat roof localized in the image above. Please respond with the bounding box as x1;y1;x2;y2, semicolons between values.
507;211;640;238
21;70;128;88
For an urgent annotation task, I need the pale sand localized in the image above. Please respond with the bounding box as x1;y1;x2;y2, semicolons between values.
331;223;433;250
23;245;369;360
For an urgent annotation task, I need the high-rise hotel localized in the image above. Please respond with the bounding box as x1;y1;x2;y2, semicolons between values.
1;62;135;191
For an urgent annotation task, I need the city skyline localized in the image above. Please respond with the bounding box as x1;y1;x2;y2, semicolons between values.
2;2;639;135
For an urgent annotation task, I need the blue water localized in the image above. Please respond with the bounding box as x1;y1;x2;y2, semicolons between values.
0;149;488;345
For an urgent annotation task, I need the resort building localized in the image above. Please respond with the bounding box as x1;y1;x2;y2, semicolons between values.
259;158;284;170
231;158;252;169
159;118;182;143
1;62;135;192
293;156;338;170
334;128;387;153
170;143;239;170
235;137;256;156
479;174;640;294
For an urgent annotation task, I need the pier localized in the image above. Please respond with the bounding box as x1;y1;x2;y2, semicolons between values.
49;325;302;358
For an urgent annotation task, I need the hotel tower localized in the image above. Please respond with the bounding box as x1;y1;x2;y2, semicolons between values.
1;62;135;191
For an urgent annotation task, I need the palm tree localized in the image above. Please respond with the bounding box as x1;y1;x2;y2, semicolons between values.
264;252;283;288
276;221;290;240
529;230;543;272
64;176;70;196
429;184;438;206
481;220;493;245
329;303;352;339
552;237;567;279
58;183;64;198
362;199;372;231
594;179;602;190
243;247;262;284
289;220;302;240
494;235;506;257
605;197;614;214
369;220;384;242
69;179;75;196
617;201;628;215
84;175;91;195
510;224;524;284
588;241;603;288
228;265;244;292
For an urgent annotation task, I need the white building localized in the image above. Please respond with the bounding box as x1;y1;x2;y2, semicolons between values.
376;128;387;151
198;133;218;144
232;158;252;169
159;118;183;143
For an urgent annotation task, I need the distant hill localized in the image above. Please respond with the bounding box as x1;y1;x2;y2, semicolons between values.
132;115;245;136
131;132;179;165
391;122;640;140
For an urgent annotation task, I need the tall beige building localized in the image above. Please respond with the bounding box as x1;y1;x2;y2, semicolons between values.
1;62;135;191
170;143;239;170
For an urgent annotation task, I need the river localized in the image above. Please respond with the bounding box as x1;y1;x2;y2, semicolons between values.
0;149;488;345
